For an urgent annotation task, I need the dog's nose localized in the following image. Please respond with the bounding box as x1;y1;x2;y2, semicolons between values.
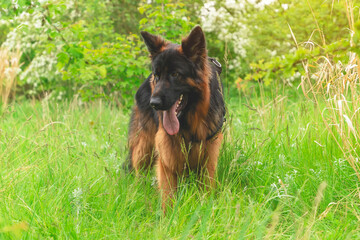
150;96;162;110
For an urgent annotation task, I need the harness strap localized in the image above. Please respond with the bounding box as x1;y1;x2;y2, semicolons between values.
187;115;226;143
188;57;225;143
205;116;226;142
209;57;222;75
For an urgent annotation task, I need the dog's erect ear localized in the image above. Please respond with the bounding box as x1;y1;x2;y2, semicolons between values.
181;26;207;65
141;31;166;57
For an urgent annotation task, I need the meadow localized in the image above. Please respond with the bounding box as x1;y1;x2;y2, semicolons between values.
1;0;360;239
1;84;359;239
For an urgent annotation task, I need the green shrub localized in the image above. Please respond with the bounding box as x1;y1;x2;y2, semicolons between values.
0;0;196;106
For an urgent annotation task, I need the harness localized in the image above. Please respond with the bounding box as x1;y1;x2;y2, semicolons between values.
204;114;226;142
190;58;226;143
209;57;222;74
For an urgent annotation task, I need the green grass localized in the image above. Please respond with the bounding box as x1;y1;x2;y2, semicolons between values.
0;87;359;239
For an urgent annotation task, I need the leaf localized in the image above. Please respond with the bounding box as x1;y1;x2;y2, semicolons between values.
46;43;56;54
67;46;84;59
127;69;134;77
139;18;148;25
49;30;59;39
98;65;107;78
138;6;146;15
56;52;70;69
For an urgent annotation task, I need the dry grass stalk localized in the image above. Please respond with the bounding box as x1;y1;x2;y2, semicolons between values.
0;47;22;109
315;51;359;181
297;1;360;181
303;182;327;240
303;52;360;181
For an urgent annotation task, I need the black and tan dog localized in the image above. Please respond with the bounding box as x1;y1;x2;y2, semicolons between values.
126;26;225;209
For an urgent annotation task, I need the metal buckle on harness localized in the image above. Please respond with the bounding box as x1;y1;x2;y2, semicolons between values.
210;58;221;68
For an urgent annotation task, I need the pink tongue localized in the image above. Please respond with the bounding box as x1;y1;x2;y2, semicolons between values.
163;101;179;135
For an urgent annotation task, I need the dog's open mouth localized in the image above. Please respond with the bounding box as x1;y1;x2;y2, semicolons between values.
163;94;187;135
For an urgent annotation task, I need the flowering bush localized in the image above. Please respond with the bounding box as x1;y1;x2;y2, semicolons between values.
0;0;195;106
1;8;60;97
199;0;358;87
199;0;277;78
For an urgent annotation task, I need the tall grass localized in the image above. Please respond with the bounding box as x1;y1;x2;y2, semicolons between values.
299;0;360;180
0;47;22;110
309;56;360;180
0;90;359;239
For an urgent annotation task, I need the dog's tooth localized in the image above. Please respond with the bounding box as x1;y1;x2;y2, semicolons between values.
180;94;183;101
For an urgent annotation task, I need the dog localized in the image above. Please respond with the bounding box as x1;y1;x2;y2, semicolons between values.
126;26;225;210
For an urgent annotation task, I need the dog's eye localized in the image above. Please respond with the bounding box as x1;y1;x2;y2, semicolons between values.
171;72;179;78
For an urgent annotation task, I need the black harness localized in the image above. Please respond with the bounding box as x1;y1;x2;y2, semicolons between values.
190;58;226;143
204;115;226;142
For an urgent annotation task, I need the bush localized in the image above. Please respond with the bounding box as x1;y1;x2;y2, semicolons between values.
0;0;196;107
199;0;360;88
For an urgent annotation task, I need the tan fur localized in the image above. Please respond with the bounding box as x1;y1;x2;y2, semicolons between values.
201;133;223;187
149;75;155;91
130;131;156;173
153;122;223;209
129;106;157;173
177;46;183;54
185;62;212;140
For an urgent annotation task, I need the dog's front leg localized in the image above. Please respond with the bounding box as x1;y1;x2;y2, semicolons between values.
156;158;178;211
155;128;183;211
202;133;223;189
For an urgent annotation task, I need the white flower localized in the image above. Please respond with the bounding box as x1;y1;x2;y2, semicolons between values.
151;176;157;186
281;4;289;10
72;187;83;201
71;187;87;234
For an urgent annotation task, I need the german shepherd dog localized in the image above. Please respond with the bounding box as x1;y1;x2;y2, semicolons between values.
126;26;225;209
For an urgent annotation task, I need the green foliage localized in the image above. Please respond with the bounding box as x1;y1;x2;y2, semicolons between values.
244;1;360;87
2;0;359;103
112;0;142;35
57;34;148;104
245;0;351;62
55;0;195;105
138;0;195;41
0;0;195;106
245;31;356;87
200;0;360;88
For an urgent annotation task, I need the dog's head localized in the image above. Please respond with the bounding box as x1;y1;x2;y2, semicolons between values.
141;26;209;135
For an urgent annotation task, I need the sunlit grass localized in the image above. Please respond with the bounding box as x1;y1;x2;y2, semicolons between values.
0;47;22;110
0;89;359;239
